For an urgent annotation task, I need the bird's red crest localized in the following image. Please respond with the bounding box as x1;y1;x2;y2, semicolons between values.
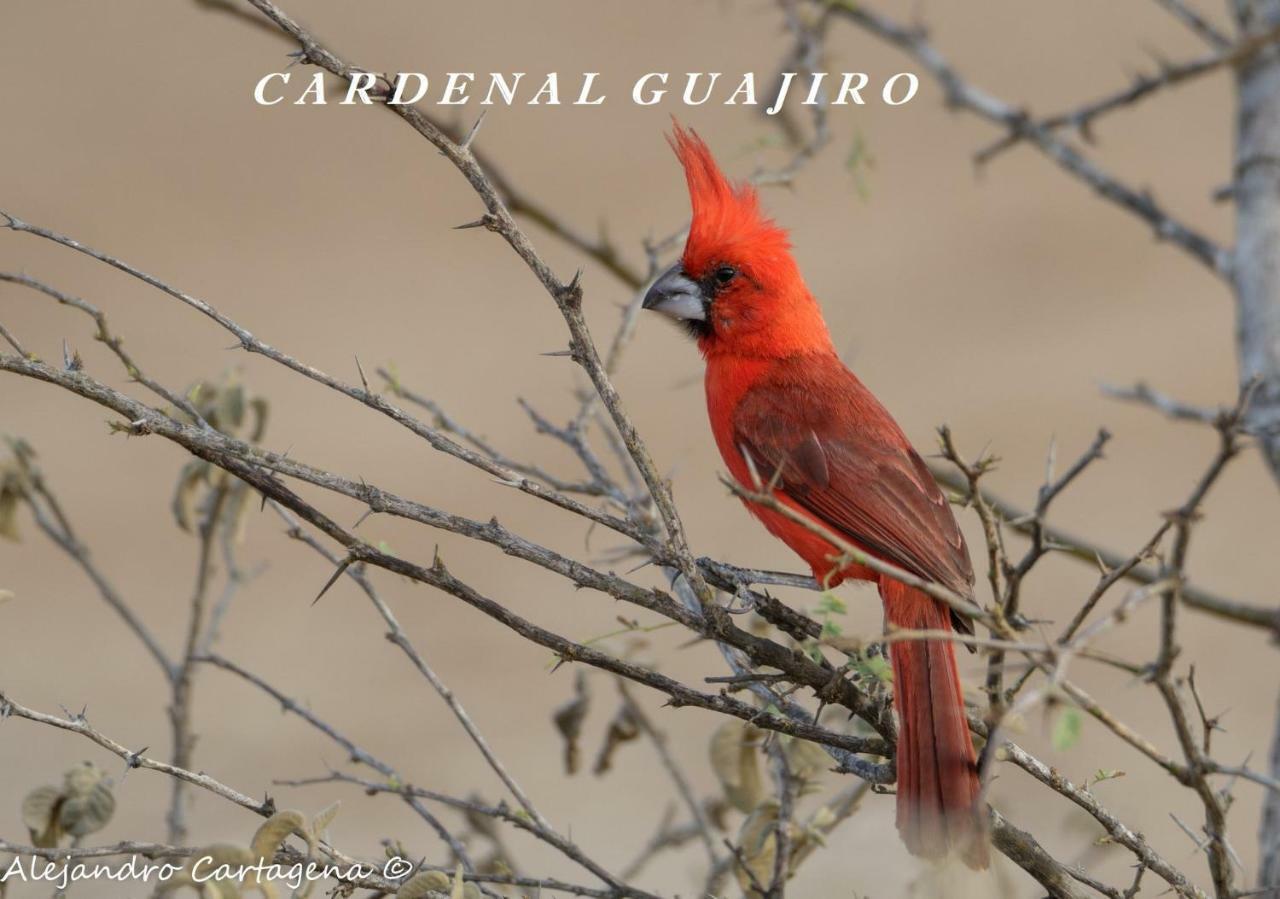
668;124;792;280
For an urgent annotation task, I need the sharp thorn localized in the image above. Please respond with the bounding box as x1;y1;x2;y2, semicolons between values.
460;109;487;150
313;556;354;605
354;354;371;393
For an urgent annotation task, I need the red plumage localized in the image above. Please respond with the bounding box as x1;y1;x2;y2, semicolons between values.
654;125;988;868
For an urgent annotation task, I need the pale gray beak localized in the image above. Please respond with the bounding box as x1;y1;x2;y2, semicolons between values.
642;263;705;322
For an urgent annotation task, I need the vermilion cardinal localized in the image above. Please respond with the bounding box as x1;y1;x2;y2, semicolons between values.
644;126;988;868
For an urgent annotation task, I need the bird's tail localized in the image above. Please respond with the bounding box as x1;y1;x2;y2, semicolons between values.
880;578;989;869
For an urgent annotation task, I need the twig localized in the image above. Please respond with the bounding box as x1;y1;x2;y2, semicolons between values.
1105;381;1226;426
978;25;1280;159
1152;0;1234;50
0;692;271;816
280;771;662;899
927;463;1279;636
0;352;889;759
14;459;174;679
166;478;230;844
193;653;480;875
0;272;209;426
1001;740;1208;898
270;501;561;838
234;0;714;607
821;0;1231;276
0;840;193;861
615;680;721;867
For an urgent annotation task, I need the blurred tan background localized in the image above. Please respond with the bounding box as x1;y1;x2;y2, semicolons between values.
2;1;1278;896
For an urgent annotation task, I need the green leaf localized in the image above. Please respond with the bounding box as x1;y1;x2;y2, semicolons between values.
1052;707;1083;752
851;651;892;684
815;593;847;616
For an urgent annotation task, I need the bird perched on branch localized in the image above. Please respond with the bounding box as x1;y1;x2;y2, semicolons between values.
643;124;988;869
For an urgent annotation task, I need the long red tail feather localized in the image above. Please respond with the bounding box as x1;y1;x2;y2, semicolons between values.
880;578;989;869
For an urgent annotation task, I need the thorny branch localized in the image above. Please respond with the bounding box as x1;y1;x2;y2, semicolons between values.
1;1;1278;897
821;0;1232;276
0;201;1258;897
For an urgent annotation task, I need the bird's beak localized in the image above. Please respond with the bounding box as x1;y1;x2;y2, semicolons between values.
642;263;705;322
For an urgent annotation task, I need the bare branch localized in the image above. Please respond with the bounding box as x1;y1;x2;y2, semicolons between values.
822;1;1231;276
978;25;1280;158
1153;0;1234;49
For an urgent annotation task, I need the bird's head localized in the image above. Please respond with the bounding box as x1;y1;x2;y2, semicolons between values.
643;124;831;358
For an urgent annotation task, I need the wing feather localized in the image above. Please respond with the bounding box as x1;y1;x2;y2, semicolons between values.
731;361;974;621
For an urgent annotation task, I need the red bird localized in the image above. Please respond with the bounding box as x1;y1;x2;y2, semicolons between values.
644;126;988;868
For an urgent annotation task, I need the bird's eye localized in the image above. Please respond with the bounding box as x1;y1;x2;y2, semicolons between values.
714;265;737;285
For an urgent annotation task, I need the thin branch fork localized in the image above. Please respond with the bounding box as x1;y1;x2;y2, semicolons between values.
269;501;548;824
0;3;1268;895
0;214;650;552
0;205;905;752
0;692;271;817
5;300;1223;896
977;23;1280;161
821;0;1232;277
926;461;1280;637
1153;0;1233;50
235;0;713;607
198;653;643;898
1144;382;1259;898
0;354;882;755
0;697;480;897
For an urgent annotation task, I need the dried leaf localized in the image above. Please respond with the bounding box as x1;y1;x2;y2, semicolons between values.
247;398;270;443
463;793;498;841
733;801;779;898
814;805;838;828
172;460;210;533
251;809;315;862
593;704;640;775
551;671;590;775
310;800;341;842
0;491;19;542
219;384;246;431
783;737;830;786
21;785;62;847
451;863;479;899
249;809;317;897
709;721;764;813
58;762;115;837
396;871;450;898
222;482;253;545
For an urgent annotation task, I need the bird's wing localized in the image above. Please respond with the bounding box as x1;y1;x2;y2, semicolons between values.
731;370;975;622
